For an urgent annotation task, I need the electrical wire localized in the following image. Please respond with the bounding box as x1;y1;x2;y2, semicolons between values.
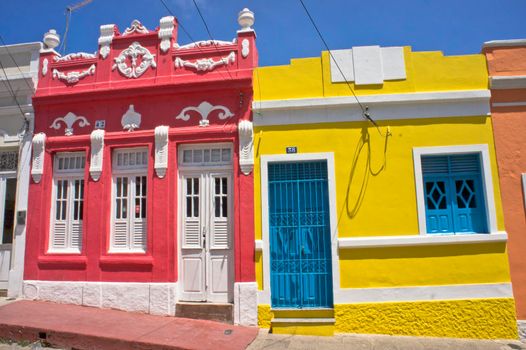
298;0;390;138
191;0;235;81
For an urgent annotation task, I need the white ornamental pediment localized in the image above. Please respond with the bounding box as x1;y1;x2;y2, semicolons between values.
50;112;90;136
175;101;234;127
112;42;157;79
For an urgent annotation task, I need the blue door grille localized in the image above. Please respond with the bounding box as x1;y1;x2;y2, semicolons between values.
268;161;333;308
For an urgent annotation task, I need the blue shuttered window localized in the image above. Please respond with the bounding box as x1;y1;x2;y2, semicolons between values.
268;161;333;309
422;154;488;234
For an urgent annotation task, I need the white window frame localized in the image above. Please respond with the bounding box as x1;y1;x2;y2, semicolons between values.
49;152;86;254
178;143;233;171
413;144;498;235
110;147;149;253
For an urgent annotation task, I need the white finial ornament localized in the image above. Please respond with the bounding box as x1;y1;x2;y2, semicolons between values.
43;29;60;49
237;8;255;32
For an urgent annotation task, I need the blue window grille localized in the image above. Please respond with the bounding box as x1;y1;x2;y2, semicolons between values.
422;153;488;234
268;161;333;309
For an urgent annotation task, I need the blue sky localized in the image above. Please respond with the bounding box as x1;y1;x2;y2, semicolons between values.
1;0;525;66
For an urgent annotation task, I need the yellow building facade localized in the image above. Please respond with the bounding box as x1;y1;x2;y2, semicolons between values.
253;46;517;339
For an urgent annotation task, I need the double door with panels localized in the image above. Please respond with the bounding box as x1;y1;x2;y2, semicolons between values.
180;171;233;303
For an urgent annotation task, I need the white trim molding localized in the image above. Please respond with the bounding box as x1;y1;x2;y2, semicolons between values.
333;283;513;304
121;105;141;131
413;144;498;235
492;101;526;108
483;39;526;48
174;52;235;72
338;232;507;249
238;120;254;175
490;76;526;90
154;125;169;178
522;174;526;210
23;280;177;316
174;39;236;50
50;112;90;136
89;129;104;181
31;133;46;183
98;24;115;59
233;282;258;326
112;42;156;79
175;101;234;127
253;90;490;126
158;16;175;53
52;64;96;85
122;20;149;36
259;152;340;306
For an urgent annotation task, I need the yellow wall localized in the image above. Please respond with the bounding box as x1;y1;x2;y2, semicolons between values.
254;47;488;100
254;118;508;289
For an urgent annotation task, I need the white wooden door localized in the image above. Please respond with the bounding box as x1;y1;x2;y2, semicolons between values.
0;175;16;289
180;171;233;302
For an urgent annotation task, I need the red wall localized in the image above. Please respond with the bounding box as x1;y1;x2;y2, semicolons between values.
25;20;257;284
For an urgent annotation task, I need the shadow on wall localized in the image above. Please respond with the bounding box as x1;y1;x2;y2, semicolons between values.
339;126;390;223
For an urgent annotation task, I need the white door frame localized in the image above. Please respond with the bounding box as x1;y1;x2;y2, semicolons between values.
0;172;17;289
259;152;341;305
177;143;234;303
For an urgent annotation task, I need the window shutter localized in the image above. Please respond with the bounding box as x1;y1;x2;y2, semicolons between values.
184;217;201;248
70;221;82;250
132;219;147;250
52;221;67;249
113;220;129;248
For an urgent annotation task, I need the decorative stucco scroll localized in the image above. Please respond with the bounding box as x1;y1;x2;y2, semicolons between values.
241;39;250;58
154;126;169;178
159;16;174;53
98;24;115;59
50;112;90;136
122;20;149;36
89;129;104;181
54;52;96;62
174;52;235;72
31;133;46;183
238;120;254;175
42;58;48;76
175;101;234;127
112;42;157;78
52;64;95;85
121;105;141;131
174;39;236;50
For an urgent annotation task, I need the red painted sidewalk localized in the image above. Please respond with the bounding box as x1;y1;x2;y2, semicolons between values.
0;300;258;350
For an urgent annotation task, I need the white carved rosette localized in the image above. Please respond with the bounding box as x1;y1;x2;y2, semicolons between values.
175;101;234;127
90;129;105;181
238;120;254;175
52;64;96;84
174;52;235;72
154;126;169;178
121;105;141;131
31;133;46;183
112;42;157;78
50;112;90;136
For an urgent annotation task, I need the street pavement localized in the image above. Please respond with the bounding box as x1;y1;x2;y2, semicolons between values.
247;329;526;350
0;298;525;350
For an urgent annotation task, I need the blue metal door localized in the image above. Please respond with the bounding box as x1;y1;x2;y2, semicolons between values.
268;161;333;308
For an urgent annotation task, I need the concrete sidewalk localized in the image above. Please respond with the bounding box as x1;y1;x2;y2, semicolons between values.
248;329;526;350
0;299;258;350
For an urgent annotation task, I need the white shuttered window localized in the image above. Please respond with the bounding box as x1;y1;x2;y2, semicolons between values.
111;148;148;253
50;152;86;253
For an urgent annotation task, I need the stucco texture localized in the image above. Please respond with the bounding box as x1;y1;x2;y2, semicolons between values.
334;298;518;339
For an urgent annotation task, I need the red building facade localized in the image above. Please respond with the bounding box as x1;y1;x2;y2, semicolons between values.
23;11;258;325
